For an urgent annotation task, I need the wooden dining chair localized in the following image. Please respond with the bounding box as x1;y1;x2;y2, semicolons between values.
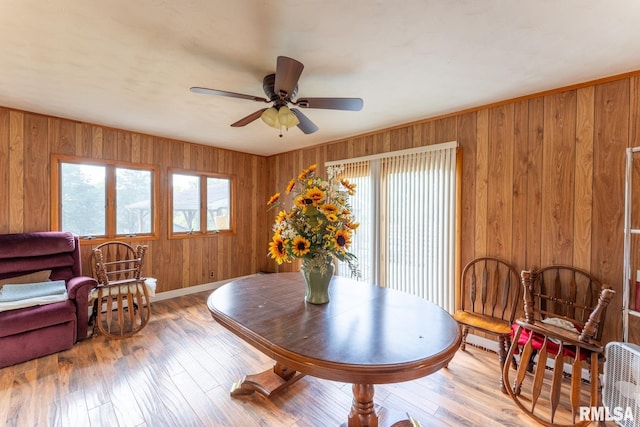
503;266;615;426
91;242;150;339
453;256;521;392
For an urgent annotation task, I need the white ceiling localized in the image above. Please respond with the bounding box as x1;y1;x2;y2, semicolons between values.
1;1;640;156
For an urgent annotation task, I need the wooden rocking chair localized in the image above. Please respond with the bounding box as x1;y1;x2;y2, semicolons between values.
503;266;615;426
91;242;150;339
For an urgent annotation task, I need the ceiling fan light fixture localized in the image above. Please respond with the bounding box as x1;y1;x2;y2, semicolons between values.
261;107;280;128
277;106;299;128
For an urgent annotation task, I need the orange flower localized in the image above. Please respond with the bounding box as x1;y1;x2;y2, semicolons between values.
298;164;317;180
285;179;296;194
341;179;357;195
267;193;280;206
275;210;289;223
268;234;288;264
291;236;311;256
321;204;339;215
333;229;351;251
307;187;325;202
295;194;314;209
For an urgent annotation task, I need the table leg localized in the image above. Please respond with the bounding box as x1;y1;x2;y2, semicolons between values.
230;362;305;397
348;384;378;427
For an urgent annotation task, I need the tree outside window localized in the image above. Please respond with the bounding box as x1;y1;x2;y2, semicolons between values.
52;155;157;241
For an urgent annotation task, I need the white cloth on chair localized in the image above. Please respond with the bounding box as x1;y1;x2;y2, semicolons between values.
89;278;156;300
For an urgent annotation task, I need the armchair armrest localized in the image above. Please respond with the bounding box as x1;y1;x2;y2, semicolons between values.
66;276;98;300
65;275;98;341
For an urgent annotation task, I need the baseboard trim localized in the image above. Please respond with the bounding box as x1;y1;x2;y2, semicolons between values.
465;333;501;353
149;273;259;302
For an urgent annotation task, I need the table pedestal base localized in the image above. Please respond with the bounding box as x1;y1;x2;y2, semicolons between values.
231;364;419;427
342;384;417;427
230;362;305;397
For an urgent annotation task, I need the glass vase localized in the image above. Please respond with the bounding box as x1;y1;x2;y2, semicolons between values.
301;258;334;304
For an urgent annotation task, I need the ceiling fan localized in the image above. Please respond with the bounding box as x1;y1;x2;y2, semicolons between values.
190;56;364;136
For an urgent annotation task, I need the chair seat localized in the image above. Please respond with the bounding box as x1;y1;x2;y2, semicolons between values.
453;310;512;335
511;323;590;361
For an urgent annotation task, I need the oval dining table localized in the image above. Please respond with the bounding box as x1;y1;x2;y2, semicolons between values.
207;272;461;427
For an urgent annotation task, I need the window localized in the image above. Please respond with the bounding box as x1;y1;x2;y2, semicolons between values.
328;141;459;312
52;155;158;241
170;170;233;237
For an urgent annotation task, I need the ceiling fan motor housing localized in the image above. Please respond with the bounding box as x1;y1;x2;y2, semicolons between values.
262;74;297;107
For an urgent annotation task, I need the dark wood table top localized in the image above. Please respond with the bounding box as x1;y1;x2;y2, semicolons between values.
207;273;461;385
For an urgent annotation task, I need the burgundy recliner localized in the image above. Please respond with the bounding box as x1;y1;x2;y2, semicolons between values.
0;231;97;368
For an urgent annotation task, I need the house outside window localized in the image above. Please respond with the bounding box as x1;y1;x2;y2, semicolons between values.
170;170;233;237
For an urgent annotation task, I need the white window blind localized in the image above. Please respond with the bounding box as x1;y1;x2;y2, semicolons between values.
328;141;458;312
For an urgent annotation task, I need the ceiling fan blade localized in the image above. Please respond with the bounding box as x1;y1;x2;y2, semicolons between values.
274;56;304;99
295;97;364;111
291;108;319;134
230;108;268;127
190;87;269;103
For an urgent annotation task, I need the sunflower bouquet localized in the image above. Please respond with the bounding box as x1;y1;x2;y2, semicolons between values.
267;164;360;277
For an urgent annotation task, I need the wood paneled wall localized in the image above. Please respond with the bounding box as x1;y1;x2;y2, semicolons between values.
0;108;270;293
266;75;640;344
2;72;639;344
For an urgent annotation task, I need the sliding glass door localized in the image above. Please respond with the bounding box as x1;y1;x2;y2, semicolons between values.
330;141;458;312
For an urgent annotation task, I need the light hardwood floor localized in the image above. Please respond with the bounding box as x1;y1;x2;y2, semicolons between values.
0;292;613;426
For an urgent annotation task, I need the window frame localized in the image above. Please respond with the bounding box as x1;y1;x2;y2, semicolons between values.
168;168;235;239
51;154;160;244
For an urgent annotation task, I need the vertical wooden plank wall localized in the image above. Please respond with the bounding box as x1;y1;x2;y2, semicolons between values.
0;109;269;293
1;72;639;343
266;74;640;343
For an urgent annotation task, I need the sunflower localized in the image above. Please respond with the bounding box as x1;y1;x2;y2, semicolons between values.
291;236;311;256
298;164;317;180
306;187;325;202
285;179;296;194
321;203;339;215
341;179;357;195
345;221;360;230
333;229;351;251
326;213;338;222
295;195;314;209
275;210;289;223
268;234;288;264
267;192;281;206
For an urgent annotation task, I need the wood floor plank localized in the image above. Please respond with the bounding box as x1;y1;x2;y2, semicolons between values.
59;389;90;427
272;378;352;426
124;351;183;427
8;369;37;427
0;290;618;426
94;339;145;427
87;401;119;427
170;370;229;426
0;365;13;426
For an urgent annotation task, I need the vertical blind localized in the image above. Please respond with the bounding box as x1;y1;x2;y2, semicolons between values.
328;141;458;312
